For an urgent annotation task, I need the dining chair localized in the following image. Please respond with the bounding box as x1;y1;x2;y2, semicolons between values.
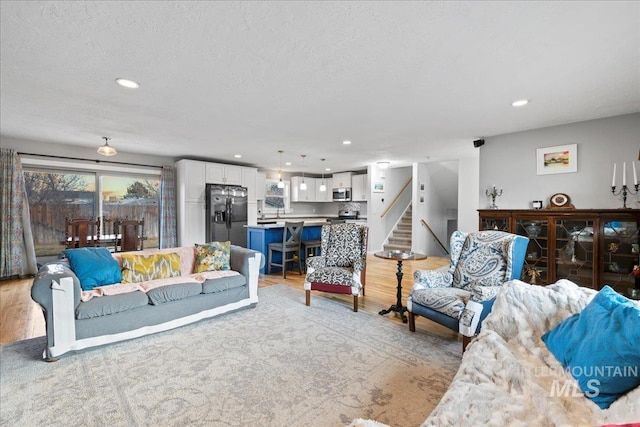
114;218;145;252
267;221;304;278
64;217;101;249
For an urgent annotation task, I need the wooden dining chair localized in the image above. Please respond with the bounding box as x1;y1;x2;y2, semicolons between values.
64;217;101;249
114;218;145;252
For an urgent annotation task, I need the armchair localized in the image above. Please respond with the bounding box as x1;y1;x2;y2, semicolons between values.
407;230;528;346
304;223;368;311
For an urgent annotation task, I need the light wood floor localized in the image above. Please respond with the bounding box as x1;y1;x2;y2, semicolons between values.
0;254;458;345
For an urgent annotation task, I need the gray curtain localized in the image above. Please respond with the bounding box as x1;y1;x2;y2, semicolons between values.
159;165;177;248
1;148;37;278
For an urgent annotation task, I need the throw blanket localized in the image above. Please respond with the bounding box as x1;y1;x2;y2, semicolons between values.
81;270;241;302
423;280;640;427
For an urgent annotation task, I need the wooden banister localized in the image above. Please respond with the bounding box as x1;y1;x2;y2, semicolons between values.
379;178;412;218
420;219;449;255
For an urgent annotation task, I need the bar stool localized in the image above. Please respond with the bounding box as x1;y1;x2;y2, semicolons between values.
302;239;322;271
267;221;304;278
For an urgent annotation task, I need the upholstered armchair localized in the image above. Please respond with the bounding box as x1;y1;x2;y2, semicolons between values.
304;223;369;312
407;230;528;346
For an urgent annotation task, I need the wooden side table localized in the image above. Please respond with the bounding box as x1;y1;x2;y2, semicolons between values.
375;250;427;323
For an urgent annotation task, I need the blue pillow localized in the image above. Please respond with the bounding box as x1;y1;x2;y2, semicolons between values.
541;286;640;409
64;247;122;291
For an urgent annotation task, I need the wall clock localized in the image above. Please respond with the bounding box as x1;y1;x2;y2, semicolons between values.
547;193;575;209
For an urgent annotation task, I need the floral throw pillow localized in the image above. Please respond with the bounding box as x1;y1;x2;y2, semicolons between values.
194;241;231;272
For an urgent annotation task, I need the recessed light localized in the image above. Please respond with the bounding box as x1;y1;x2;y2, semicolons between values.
115;78;140;89
285;162;291;166
342;140;351;145
511;99;529;107
234;154;242;158
325;168;331;171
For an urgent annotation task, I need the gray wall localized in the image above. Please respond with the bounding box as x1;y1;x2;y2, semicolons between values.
480;113;640;210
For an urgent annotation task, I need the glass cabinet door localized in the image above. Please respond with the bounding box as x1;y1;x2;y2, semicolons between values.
515;218;549;285
602;219;639;297
554;219;595;288
479;214;510;231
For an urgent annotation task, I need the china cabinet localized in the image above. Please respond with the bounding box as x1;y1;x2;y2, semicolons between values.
478;209;640;296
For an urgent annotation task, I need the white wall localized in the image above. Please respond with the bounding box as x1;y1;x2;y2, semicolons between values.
480;113;640;209
458;156;480;232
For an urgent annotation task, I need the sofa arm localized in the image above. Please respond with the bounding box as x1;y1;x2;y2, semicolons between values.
306;256;326;273
470;285;502;302
412;270;453;289
230;245;263;303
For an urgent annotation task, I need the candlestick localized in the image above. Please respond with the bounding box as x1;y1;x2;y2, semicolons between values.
633;161;638;186
485;185;503;209
623;162;626;186
612;163;616;187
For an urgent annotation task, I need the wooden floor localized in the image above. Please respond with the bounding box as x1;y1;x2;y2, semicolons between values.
0;254;458;346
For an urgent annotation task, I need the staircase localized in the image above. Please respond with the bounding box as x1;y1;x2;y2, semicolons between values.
383;205;412;252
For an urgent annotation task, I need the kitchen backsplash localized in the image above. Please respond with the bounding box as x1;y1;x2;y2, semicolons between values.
338;202;361;212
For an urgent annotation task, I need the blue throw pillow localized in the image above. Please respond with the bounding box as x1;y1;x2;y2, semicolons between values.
541;286;640;409
64;247;122;291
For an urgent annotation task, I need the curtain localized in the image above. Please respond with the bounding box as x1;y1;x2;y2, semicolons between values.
1;148;37;278
159;165;177;248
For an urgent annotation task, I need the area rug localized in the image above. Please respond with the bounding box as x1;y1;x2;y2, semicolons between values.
0;285;461;427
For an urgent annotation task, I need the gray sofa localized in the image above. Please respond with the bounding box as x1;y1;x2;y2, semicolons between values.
31;245;262;361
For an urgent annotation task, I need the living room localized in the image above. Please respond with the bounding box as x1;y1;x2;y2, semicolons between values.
1;2;639;426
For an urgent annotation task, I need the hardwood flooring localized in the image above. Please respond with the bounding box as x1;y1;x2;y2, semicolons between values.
0;254;457;345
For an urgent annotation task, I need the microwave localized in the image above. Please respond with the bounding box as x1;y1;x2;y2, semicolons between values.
332;187;351;202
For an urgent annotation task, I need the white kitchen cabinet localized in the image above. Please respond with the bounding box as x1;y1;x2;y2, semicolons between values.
291;176;317;202
241;167;257;203
255;172;266;200
351;174;368;202
179;202;205;246
315;177;333;202
332;172;352;188
176;159;205;203
205;163;243;185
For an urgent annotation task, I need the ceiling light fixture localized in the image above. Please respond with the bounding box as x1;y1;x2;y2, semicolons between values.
511;99;529;107
234;154;242;158
377;161;390;179
277;150;285;189
97;136;117;156
300;155;307;190
319;158;327;192
342;140;351;145
115;78;140;89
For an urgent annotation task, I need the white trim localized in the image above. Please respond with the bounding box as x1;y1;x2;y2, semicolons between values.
21;157;161;176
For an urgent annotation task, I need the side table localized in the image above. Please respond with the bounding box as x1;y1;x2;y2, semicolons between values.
375;250;427;323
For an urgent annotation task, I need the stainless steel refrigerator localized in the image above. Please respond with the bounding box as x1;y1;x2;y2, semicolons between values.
205;184;248;247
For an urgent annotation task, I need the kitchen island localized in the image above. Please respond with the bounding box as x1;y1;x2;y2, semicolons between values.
246;220;327;274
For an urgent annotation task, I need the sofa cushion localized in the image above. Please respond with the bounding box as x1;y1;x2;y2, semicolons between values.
76;291;149;319
202;274;246;294
121;252;181;283
146;282;203;305
541;285;640;409
64;247;122;291
194;241;231;272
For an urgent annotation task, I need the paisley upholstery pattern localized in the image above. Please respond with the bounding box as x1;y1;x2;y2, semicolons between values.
452;231;514;290
306;266;355;286
409;287;470;319
470;285;501;302
412;270;453;288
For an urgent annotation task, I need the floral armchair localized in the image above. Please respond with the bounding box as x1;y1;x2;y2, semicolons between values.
304;223;368;312
407;230;528;346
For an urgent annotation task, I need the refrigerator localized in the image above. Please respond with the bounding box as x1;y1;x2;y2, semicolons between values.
205;184;248;247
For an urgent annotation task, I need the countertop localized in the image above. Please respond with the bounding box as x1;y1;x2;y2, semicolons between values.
248;217;366;229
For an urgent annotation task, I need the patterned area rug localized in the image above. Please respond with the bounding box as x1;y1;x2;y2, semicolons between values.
0;285;461;426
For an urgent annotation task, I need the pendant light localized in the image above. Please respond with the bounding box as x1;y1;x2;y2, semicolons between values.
319;158;327;192
97;137;117;156
277;150;285;189
300;154;307;190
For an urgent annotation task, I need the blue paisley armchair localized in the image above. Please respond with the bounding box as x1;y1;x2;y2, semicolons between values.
304;223;369;312
407;230;528;346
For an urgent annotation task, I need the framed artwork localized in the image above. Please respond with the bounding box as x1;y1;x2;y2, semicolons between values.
373;181;385;193
536;144;577;175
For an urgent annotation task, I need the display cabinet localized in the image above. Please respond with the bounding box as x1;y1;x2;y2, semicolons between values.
478;209;640;297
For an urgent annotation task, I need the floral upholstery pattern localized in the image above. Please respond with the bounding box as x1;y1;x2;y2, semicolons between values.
194;241;231;272
304;223;368;296
409;287;470;319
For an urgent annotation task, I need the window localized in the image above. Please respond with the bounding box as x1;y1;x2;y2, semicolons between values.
24;166;160;265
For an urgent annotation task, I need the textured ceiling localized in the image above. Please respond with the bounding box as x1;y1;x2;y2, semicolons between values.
1;1;638;173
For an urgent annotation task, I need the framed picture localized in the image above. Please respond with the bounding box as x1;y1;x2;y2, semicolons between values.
536;144;577;175
373;181;384;193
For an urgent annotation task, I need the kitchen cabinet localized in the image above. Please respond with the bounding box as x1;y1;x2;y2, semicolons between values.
332;172;352;188
180;202;206;246
351;174;368;201
176;159;205;203
291;176;316;202
315;177;333;202
478;209;640;296
205;163;242;185
256;172;266;200
242;167;257;203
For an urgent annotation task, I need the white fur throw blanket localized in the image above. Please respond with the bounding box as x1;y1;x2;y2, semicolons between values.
422;279;640;427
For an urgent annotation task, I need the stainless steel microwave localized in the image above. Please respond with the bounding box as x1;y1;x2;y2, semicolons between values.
332;187;351;201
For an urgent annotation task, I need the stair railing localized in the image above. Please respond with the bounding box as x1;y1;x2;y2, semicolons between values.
380;178;412;218
420;219;449;255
